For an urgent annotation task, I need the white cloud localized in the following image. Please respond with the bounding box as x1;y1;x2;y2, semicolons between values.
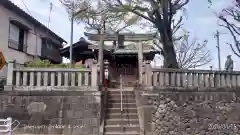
195;16;216;25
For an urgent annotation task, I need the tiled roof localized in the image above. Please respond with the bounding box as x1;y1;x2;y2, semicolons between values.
113;44;157;54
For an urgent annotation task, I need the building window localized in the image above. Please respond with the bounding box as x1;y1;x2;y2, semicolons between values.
41;38;50;49
47;43;53;50
8;23;27;52
42;38;56;50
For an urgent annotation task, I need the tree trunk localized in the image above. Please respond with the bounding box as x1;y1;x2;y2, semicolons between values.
155;14;179;69
162;40;178;68
158;30;178;68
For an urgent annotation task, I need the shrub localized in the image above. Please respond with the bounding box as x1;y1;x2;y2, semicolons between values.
25;59;51;68
25;59;84;68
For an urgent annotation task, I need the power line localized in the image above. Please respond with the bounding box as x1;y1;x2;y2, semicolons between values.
20;0;31;15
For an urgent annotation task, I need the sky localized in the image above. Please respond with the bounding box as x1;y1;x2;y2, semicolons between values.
9;0;239;70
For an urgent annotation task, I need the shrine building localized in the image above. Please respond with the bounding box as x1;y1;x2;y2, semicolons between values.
60;32;160;87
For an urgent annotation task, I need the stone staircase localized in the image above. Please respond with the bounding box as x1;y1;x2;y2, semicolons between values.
104;89;140;135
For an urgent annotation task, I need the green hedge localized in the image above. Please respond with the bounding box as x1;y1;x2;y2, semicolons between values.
25;59;84;68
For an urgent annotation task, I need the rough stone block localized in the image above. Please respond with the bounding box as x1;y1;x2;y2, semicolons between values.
0;91;101;135
136;88;240;135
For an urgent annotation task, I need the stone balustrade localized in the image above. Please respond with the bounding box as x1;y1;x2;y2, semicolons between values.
4;60;98;91
143;64;240;89
5;59;240;91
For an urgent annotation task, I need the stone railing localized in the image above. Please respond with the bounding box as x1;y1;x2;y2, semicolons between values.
4;60;98;91
142;63;240;89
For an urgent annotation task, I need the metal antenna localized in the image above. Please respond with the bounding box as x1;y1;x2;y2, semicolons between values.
47;2;53;28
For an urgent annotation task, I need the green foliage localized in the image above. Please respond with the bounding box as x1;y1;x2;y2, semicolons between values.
25;59;84;68
25;59;51;68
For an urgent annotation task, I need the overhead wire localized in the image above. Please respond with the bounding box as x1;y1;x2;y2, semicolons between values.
20;0;31;15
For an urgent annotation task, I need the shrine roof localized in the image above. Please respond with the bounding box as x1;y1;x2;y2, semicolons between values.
113;49;157;54
60;37;160;58
113;43;158;54
60;37;92;54
88;43;159;53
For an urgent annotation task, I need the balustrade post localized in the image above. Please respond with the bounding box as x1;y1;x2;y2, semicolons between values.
104;60;110;88
5;60;16;91
91;64;98;88
145;61;152;87
141;63;146;85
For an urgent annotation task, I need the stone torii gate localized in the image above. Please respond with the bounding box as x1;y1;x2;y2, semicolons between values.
84;32;157;85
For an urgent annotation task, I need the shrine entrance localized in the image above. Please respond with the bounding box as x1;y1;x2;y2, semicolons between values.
109;55;138;87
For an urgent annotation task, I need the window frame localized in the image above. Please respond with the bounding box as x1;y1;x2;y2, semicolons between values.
8;22;28;53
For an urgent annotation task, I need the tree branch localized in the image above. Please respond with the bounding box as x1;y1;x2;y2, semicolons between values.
175;32;211;68
218;2;240;57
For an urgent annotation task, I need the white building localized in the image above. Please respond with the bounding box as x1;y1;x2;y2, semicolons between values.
0;0;66;79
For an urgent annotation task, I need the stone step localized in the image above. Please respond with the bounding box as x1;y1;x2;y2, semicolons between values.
107;90;135;96
107;94;135;99
107;97;135;101
107;91;134;95
105;119;139;125
104;125;140;132
104;131;139;135
107;103;136;108
107;98;135;101
108;87;134;91
106;108;137;113
108;99;136;104
106;113;138;119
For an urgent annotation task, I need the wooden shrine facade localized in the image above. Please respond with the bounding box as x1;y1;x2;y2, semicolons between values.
60;33;160;87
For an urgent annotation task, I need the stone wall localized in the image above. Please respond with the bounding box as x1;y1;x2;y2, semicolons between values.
0;91;101;135
136;88;240;135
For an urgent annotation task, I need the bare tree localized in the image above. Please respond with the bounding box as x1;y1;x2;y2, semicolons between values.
59;0;140;34
217;0;240;57
58;0;105;33
153;30;212;69
59;0;190;68
102;0;189;68
175;31;212;68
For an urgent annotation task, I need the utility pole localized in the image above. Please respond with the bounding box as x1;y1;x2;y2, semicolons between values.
214;30;221;70
58;0;86;64
69;8;87;64
57;0;73;64
70;9;74;65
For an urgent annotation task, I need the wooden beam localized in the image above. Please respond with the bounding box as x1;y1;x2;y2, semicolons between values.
84;32;157;41
88;44;113;50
